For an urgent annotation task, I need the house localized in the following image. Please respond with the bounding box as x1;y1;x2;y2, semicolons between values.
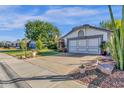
3;41;13;48
12;40;20;49
60;24;111;54
27;40;36;49
12;40;36;49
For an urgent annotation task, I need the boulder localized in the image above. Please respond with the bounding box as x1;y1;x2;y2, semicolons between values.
97;63;114;75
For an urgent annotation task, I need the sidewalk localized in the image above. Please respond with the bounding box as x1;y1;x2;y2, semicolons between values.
0;53;86;88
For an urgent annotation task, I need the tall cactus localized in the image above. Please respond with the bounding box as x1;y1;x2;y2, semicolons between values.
108;5;124;70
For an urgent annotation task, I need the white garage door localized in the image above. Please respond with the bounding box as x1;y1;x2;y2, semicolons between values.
68;37;101;54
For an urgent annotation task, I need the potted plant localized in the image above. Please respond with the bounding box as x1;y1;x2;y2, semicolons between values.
100;41;107;56
79;64;86;74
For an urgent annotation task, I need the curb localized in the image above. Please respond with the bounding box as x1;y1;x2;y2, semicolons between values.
0;62;31;88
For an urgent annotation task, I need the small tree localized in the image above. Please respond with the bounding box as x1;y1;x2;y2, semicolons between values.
19;40;26;50
36;39;43;51
0;42;4;47
19;39;27;57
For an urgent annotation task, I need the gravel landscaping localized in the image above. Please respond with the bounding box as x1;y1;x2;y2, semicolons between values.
100;69;124;88
70;68;124;88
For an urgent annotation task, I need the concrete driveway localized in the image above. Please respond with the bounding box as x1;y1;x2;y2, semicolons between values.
0;53;98;88
26;53;98;74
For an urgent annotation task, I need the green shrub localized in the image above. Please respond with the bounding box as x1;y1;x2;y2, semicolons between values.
36;39;43;51
19;40;26;50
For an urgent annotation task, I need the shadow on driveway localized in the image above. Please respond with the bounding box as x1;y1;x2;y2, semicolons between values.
56;53;98;58
0;69;108;88
0;73;76;84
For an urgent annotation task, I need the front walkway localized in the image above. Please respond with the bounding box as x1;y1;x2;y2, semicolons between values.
0;53;92;88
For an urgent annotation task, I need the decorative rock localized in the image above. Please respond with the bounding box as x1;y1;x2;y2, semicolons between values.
80;75;97;84
79;68;86;74
21;55;26;59
32;51;37;57
97;63;114;75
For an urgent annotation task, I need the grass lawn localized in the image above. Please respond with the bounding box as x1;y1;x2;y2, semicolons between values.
38;49;60;56
0;48;32;57
0;48;60;57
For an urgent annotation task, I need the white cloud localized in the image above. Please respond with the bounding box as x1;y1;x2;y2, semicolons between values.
0;7;43;31
40;7;102;25
44;7;100;17
0;6;103;31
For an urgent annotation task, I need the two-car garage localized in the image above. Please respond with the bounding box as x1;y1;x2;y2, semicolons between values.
61;24;111;55
68;36;102;54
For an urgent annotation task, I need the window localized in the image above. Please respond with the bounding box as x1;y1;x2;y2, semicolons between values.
78;30;84;37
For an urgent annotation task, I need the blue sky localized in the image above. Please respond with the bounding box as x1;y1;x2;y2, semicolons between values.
0;5;122;41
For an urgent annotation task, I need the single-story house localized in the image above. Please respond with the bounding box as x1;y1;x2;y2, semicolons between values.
60;24;112;54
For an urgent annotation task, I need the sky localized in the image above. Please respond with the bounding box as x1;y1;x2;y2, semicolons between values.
0;5;122;41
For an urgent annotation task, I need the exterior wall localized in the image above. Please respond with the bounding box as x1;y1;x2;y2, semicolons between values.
63;27;109;47
63;28;85;47
85;28;108;41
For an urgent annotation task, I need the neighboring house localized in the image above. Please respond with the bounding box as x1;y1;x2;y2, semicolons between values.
12;40;20;49
3;41;13;48
12;40;36;49
60;24;111;54
27;40;36;49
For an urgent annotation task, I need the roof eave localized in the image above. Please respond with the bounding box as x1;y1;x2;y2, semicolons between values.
61;24;112;39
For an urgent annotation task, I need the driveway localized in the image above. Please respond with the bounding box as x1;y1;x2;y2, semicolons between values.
0;53;98;88
26;53;98;74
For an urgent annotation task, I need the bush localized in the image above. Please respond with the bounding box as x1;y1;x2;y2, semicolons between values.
19;40;26;50
47;43;57;49
36;39;43;51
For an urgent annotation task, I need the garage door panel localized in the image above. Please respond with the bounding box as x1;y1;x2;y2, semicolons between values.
78;46;87;48
78;46;87;51
69;40;76;46
77;50;88;53
88;51;99;54
87;38;100;54
78;40;86;46
88;46;99;49
88;38;99;46
88;48;99;52
78;49;87;51
69;49;77;53
68;40;77;53
68;37;101;54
